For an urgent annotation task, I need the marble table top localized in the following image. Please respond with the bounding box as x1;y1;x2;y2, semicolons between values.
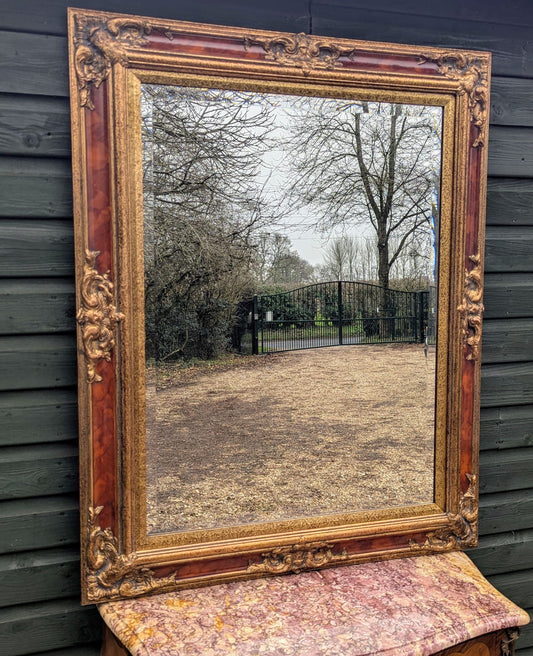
99;551;529;655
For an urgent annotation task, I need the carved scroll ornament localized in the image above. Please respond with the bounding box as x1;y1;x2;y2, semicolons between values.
247;541;348;575
419;52;489;147
458;253;484;362
73;14;151;109
87;506;177;602
77;250;124;383
410;474;478;552
244;32;355;74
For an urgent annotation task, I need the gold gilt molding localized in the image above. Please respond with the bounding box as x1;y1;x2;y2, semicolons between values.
87;506;177;602
457;253;484;362
244;33;355;74
410;474;478;552
77;250;125;383
73;13;151;109
419;51;489;147
247;541;348;575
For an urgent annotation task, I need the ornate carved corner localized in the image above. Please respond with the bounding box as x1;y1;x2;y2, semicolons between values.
247;541;348;575
457;253;484;362
502;628;520;656
244;32;355;75
410;474;478;552
419;52;489;147
86;506;177;603
73;13;151;109
77;250;125;383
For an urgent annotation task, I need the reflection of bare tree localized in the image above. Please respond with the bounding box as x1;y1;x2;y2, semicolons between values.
253;233;314;285
142;85;278;361
320;236;367;281
285;100;442;295
142;89;442;360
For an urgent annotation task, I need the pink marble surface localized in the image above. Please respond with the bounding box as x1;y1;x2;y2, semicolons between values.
99;552;529;655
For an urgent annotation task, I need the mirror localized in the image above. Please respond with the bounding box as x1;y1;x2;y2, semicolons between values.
142;86;442;534
68;9;490;604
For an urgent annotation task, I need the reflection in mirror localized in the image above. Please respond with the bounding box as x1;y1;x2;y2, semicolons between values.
141;84;443;535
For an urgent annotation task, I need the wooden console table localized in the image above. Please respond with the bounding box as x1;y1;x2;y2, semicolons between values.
98;552;529;655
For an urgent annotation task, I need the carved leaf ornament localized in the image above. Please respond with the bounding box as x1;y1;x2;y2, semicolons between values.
457;254;484;362
87;507;177;602
76;250;124;383
410;474;478;552
244;32;356;74
73;14;151;109
419;52;490;147
248;542;348;575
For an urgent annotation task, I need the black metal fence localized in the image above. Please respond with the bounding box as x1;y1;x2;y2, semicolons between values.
234;281;434;355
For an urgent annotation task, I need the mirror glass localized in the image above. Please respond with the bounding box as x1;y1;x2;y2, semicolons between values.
141;84;442;535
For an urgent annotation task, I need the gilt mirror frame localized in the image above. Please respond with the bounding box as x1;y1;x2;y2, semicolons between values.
68;7;490;605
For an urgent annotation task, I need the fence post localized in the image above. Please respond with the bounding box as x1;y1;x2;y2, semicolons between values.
252;295;259;355
414;293;419;343
338;280;343;345
418;292;425;344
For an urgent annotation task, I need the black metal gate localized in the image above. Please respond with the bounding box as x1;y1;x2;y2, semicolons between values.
236;281;431;355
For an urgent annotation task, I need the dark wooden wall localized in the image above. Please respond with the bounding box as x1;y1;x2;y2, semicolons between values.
0;1;531;654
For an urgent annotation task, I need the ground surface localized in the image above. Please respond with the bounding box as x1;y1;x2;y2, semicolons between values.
146;343;436;534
